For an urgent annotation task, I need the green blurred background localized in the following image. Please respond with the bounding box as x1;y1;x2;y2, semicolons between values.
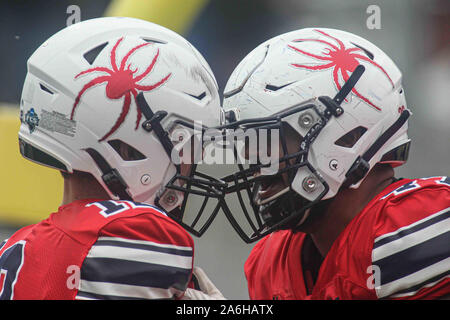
0;0;448;299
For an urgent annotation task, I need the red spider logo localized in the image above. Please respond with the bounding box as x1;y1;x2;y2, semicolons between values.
71;37;171;141
288;29;393;111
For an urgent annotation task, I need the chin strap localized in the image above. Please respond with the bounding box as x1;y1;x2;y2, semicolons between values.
85;148;132;201
136;92;175;165
319;64;366;119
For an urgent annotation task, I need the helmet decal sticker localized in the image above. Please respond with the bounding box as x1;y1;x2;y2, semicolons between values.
39;109;77;137
25;108;39;134
71;37;172;141
288;29;394;111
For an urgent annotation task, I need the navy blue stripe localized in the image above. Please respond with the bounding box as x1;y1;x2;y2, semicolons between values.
375;231;450;285
373;209;449;249
392;269;450;296
0;240;6;251
80;257;191;291
76;290;175;300
94;239;193;257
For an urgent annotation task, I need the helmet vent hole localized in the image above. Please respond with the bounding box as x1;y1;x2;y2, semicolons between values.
108;140;146;161
39;83;54;95
335;126;367;148
83;42;108;65
185;91;207;100
350;42;374;60
265;82;294;91
141;37;167;44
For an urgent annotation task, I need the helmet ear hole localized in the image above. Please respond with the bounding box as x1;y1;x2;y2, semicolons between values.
108;140;146;161
334;126;367;148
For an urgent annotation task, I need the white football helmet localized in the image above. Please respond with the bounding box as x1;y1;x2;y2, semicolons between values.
19;17;224;236
221;28;411;242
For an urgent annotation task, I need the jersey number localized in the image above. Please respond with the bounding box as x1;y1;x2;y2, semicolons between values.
87;200;165;218
0;241;26;300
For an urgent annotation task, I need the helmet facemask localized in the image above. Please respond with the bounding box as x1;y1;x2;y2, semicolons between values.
220;65;383;243
220;28;413;243
136;92;227;237
220;102;330;243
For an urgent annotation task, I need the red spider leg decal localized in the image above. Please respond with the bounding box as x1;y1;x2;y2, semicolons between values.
75;67;114;78
130;89;141;129
110;37;124;72
133;48;162;83
102;92;132;142
126;47;172;128
348;53;394;87
341;68;381;111
119;42;151;72
315;29;345;50
288;29;394;111
288;43;332;63
71;37;171;141
71;75;111;119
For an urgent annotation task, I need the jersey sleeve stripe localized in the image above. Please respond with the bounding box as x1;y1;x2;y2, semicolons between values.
372;207;449;299
76;280;183;300
375;257;450;298
94;237;193;257
372;212;449;260
97;236;193;251
81;257;191;290
0;239;7;251
373;207;449;249
87;244;193;268
374;231;449;284
387;270;450;298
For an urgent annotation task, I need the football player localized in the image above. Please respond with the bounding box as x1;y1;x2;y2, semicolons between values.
220;28;449;299
0;17;225;300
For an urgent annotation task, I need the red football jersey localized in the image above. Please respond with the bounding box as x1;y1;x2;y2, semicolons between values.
245;176;450;300
0;199;195;300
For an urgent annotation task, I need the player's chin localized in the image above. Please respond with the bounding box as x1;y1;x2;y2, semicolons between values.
292;198;335;233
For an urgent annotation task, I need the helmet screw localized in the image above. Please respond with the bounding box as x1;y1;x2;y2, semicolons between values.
141;174;151;185
144;122;152;131
329;159;338;171
302;176;318;193
299;113;314;129
164;191;178;206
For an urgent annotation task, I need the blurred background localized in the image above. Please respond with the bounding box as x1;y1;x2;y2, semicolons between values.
0;0;448;299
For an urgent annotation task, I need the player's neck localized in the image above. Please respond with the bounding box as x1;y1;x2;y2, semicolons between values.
61;172;110;206
309;165;395;257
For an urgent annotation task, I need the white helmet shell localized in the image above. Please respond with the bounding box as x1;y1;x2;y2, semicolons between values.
19;17;221;206
223;27;410;201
